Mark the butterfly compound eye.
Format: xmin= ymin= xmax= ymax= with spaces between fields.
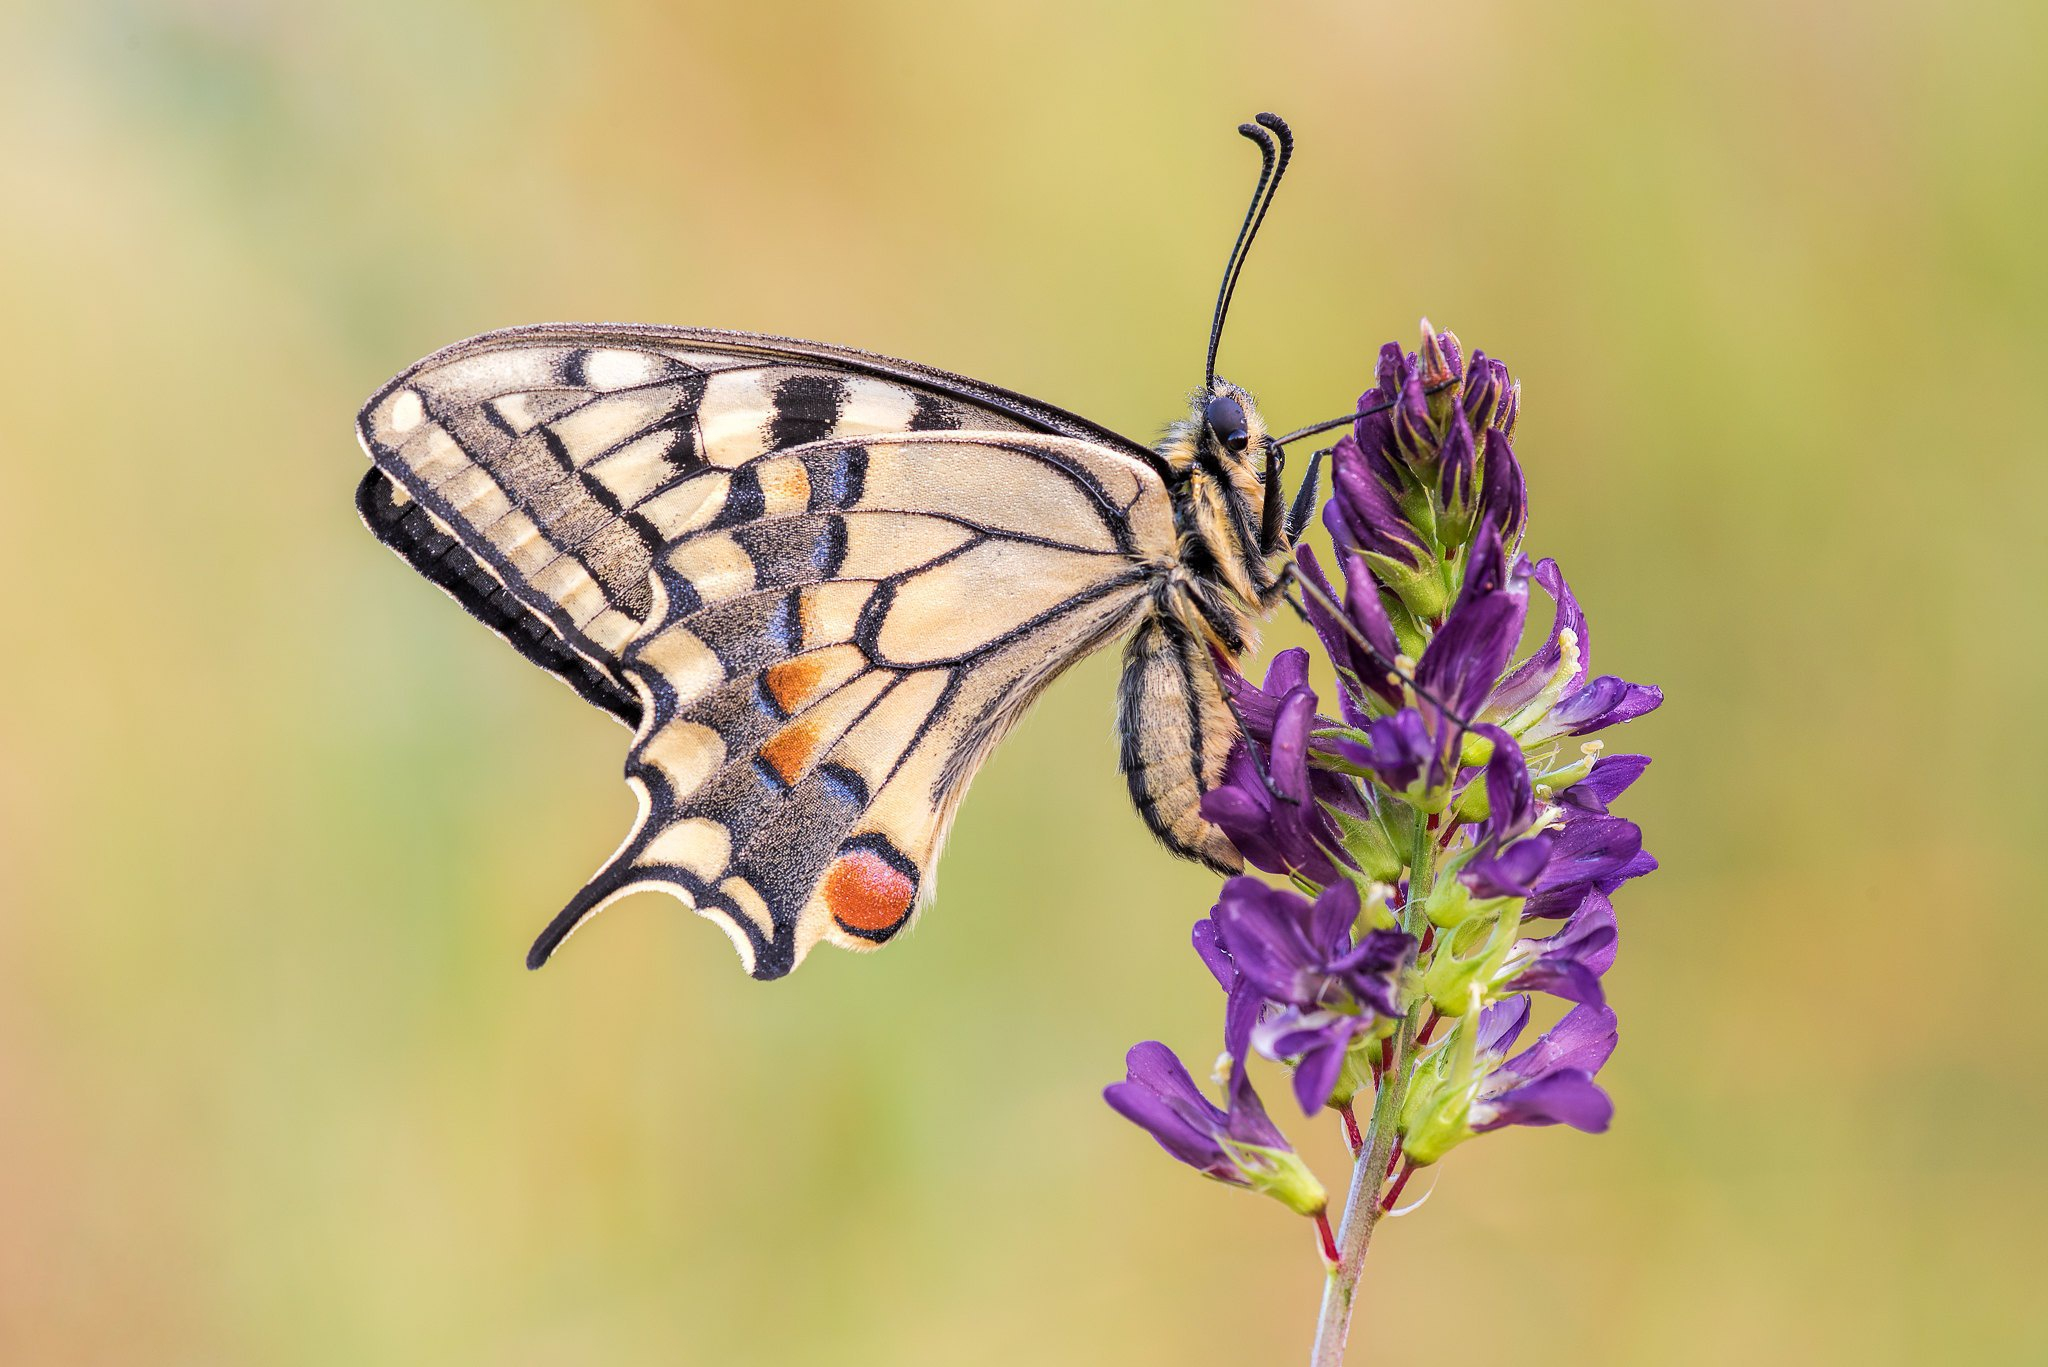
xmin=1204 ymin=394 xmax=1250 ymax=455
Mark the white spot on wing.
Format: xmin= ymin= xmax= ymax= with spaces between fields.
xmin=387 ymin=389 xmax=425 ymax=435
xmin=585 ymin=348 xmax=663 ymax=390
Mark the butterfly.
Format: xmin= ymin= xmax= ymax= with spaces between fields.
xmin=356 ymin=112 xmax=1368 ymax=980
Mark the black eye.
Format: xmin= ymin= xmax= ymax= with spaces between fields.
xmin=1204 ymin=394 xmax=1249 ymax=455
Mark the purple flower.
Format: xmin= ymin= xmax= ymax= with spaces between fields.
xmin=1325 ymin=432 xmax=1428 ymax=571
xmin=1213 ymin=878 xmax=1409 ymax=1020
xmin=1416 ymin=520 xmax=1528 ymax=722
xmin=1402 ymin=997 xmax=1618 ymax=1163
xmin=1253 ymin=1007 xmax=1381 ymax=1116
xmin=1520 ymin=815 xmax=1650 ymax=919
xmin=1203 ymin=652 xmax=1377 ymax=885
xmin=1472 ymin=1002 xmax=1618 ymax=1135
xmin=1335 ymin=706 xmax=1439 ymax=794
xmin=1208 ymin=877 xmax=1415 ymax=1112
xmin=1104 ymin=1041 xmax=1327 ymax=1214
xmin=1503 ymin=891 xmax=1619 ymax=1007
xmin=1297 ymin=544 xmax=1402 ymax=713
xmin=1487 ymin=558 xmax=1663 ymax=743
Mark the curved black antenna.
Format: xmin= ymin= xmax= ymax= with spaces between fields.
xmin=1204 ymin=112 xmax=1294 ymax=390
xmin=1273 ymin=411 xmax=1359 ymax=447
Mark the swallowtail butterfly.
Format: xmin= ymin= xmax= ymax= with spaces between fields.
xmin=357 ymin=113 xmax=1364 ymax=979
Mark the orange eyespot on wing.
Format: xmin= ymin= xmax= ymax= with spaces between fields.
xmin=822 ymin=839 xmax=920 ymax=941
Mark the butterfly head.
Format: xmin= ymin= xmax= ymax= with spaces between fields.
xmin=1156 ymin=378 xmax=1293 ymax=615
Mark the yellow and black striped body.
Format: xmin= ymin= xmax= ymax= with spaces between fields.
xmin=357 ymin=326 xmax=1289 ymax=978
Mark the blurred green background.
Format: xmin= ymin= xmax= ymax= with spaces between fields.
xmin=3 ymin=1 xmax=2043 ymax=1362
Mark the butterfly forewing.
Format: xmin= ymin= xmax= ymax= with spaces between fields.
xmin=354 ymin=325 xmax=1123 ymax=717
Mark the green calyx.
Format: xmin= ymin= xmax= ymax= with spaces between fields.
xmin=1224 ymin=1140 xmax=1329 ymax=1217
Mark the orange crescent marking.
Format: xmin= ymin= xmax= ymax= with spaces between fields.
xmin=764 ymin=656 xmax=827 ymax=715
xmin=758 ymin=717 xmax=820 ymax=785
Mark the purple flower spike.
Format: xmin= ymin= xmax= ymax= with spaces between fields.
xmin=1111 ymin=325 xmax=1656 ymax=1227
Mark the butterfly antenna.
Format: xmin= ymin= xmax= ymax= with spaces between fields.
xmin=1205 ymin=112 xmax=1293 ymax=391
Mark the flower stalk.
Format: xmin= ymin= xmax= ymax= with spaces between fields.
xmin=1311 ymin=812 xmax=1436 ymax=1365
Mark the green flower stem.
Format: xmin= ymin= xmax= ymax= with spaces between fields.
xmin=1309 ymin=817 xmax=1437 ymax=1366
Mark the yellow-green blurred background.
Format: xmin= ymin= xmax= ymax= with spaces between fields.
xmin=4 ymin=1 xmax=2043 ymax=1363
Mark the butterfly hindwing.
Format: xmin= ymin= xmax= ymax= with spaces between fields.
xmin=523 ymin=432 xmax=1180 ymax=978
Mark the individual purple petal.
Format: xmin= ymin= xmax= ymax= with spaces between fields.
xmin=1221 ymin=648 xmax=1312 ymax=742
xmin=1553 ymin=678 xmax=1665 ymax=736
xmin=1537 ymin=891 xmax=1620 ymax=977
xmin=1510 ymin=958 xmax=1607 ymax=1008
xmin=1200 ymin=744 xmax=1343 ymax=885
xmin=1438 ymin=408 xmax=1477 ymax=512
xmin=1392 ymin=362 xmax=1433 ymax=466
xmin=1504 ymin=1002 xmax=1620 ymax=1080
xmin=1306 ymin=879 xmax=1362 ymax=958
xmin=1326 ymin=435 xmax=1426 ymax=568
xmin=1329 ymin=928 xmax=1414 ymax=1018
xmin=1519 ymin=816 xmax=1642 ymax=918
xmin=1557 ymin=754 xmax=1651 ymax=815
xmin=1474 ymin=994 xmax=1533 ymax=1057
xmin=1492 ymin=559 xmax=1586 ymax=715
xmin=1461 ymin=352 xmax=1511 ymax=432
xmin=1462 ymin=831 xmax=1555 ymax=899
xmin=1297 ymin=544 xmax=1401 ymax=709
xmin=1598 ymin=848 xmax=1658 ymax=894
xmin=1269 ymin=689 xmax=1318 ymax=805
xmin=1252 ymin=1007 xmax=1367 ymax=1114
xmin=1192 ymin=917 xmax=1235 ymax=993
xmin=1105 ymin=1042 xmax=1235 ymax=1178
xmin=1347 ymin=708 xmax=1437 ymax=792
xmin=1473 ymin=722 xmax=1535 ymax=845
xmin=1476 ymin=424 xmax=1528 ymax=549
xmin=1417 ymin=548 xmax=1529 ymax=721
xmin=1221 ymin=1056 xmax=1290 ymax=1150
